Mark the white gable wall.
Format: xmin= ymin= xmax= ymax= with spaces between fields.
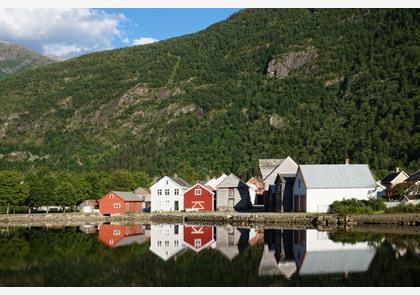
xmin=293 ymin=169 xmax=375 ymax=213
xmin=151 ymin=176 xmax=188 ymax=212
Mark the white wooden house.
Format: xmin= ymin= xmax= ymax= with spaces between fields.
xmin=292 ymin=164 xmax=376 ymax=213
xmin=150 ymin=176 xmax=190 ymax=212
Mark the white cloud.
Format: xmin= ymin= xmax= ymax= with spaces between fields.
xmin=132 ymin=37 xmax=158 ymax=46
xmin=0 ymin=9 xmax=126 ymax=59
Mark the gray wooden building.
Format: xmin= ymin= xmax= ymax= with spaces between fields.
xmin=216 ymin=173 xmax=251 ymax=211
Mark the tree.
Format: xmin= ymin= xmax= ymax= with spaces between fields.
xmin=0 ymin=171 xmax=29 ymax=214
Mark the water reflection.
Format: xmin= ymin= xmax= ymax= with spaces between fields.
xmin=89 ymin=223 xmax=380 ymax=278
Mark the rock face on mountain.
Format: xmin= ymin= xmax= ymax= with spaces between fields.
xmin=0 ymin=9 xmax=418 ymax=176
xmin=266 ymin=46 xmax=318 ymax=79
xmin=0 ymin=42 xmax=54 ymax=78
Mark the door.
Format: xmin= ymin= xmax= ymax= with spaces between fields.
xmin=174 ymin=201 xmax=179 ymax=211
xmin=228 ymin=198 xmax=234 ymax=209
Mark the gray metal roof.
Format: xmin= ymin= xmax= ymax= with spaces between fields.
xmin=259 ymin=159 xmax=284 ymax=179
xmin=112 ymin=191 xmax=143 ymax=202
xmin=169 ymin=176 xmax=190 ymax=187
xmin=217 ymin=173 xmax=248 ymax=188
xmin=298 ymin=248 xmax=376 ymax=275
xmin=299 ymin=164 xmax=376 ymax=189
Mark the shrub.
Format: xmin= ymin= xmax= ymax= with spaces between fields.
xmin=384 ymin=203 xmax=420 ymax=214
xmin=330 ymin=198 xmax=385 ymax=214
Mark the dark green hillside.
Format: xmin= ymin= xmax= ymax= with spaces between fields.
xmin=0 ymin=9 xmax=418 ymax=179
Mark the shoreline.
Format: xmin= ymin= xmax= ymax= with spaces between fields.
xmin=0 ymin=212 xmax=419 ymax=228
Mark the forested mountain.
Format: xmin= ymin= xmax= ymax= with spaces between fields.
xmin=0 ymin=42 xmax=55 ymax=79
xmin=0 ymin=9 xmax=418 ymax=180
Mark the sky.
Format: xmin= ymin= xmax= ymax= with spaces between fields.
xmin=0 ymin=8 xmax=239 ymax=59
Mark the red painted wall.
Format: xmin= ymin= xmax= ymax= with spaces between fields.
xmin=98 ymin=223 xmax=143 ymax=248
xmin=99 ymin=192 xmax=143 ymax=215
xmin=183 ymin=225 xmax=214 ymax=251
xmin=184 ymin=184 xmax=214 ymax=211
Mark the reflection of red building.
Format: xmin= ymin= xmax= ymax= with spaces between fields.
xmin=98 ymin=223 xmax=146 ymax=248
xmin=183 ymin=225 xmax=215 ymax=252
xmin=184 ymin=184 xmax=215 ymax=212
xmin=99 ymin=191 xmax=143 ymax=216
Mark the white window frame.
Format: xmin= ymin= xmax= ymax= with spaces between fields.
xmin=194 ymin=239 xmax=202 ymax=247
xmin=109 ymin=194 xmax=114 ymax=199
xmin=109 ymin=239 xmax=114 ymax=245
xmin=113 ymin=203 xmax=121 ymax=209
xmin=113 ymin=229 xmax=121 ymax=235
xmin=174 ymin=188 xmax=179 ymax=195
xmin=157 ymin=189 xmax=162 ymax=196
xmin=165 ymin=189 xmax=170 ymax=195
xmin=195 ymin=188 xmax=202 ymax=195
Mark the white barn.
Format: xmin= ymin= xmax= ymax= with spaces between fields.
xmin=293 ymin=164 xmax=376 ymax=213
xmin=150 ymin=176 xmax=190 ymax=212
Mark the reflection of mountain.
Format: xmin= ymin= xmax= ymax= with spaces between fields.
xmin=149 ymin=224 xmax=186 ymax=261
xmin=293 ymin=229 xmax=376 ymax=276
xmin=98 ymin=223 xmax=149 ymax=248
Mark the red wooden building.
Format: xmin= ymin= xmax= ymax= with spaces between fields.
xmin=98 ymin=223 xmax=147 ymax=248
xmin=99 ymin=191 xmax=143 ymax=216
xmin=183 ymin=225 xmax=215 ymax=252
xmin=183 ymin=183 xmax=215 ymax=212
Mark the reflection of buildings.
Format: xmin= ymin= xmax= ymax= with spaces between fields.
xmin=98 ymin=223 xmax=150 ymax=248
xmin=79 ymin=224 xmax=98 ymax=235
xmin=215 ymin=225 xmax=249 ymax=260
xmin=293 ymin=229 xmax=376 ymax=276
xmin=149 ymin=224 xmax=186 ymax=261
xmin=258 ymin=229 xmax=296 ymax=278
xmin=183 ymin=225 xmax=215 ymax=252
xmin=259 ymin=229 xmax=377 ymax=278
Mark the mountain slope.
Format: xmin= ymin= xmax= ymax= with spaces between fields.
xmin=0 ymin=9 xmax=418 ymax=179
xmin=0 ymin=42 xmax=55 ymax=79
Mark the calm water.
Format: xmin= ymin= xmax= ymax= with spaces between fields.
xmin=0 ymin=223 xmax=419 ymax=286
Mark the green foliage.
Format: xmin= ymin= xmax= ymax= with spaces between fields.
xmin=384 ymin=203 xmax=420 ymax=213
xmin=0 ymin=169 xmax=151 ymax=209
xmin=0 ymin=171 xmax=29 ymax=207
xmin=0 ymin=9 xmax=419 ymax=180
xmin=330 ymin=198 xmax=386 ymax=214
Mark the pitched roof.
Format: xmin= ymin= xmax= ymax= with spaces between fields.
xmin=205 ymin=174 xmax=228 ymax=190
xmin=185 ymin=183 xmax=215 ymax=195
xmin=261 ymin=157 xmax=298 ymax=189
xmin=217 ymin=173 xmax=248 ymax=188
xmin=298 ymin=248 xmax=376 ymax=275
xmin=381 ymin=171 xmax=408 ymax=185
xmin=405 ymin=170 xmax=420 ymax=183
xmin=259 ymin=159 xmax=284 ymax=179
xmin=299 ymin=164 xmax=376 ymax=189
xmin=134 ymin=187 xmax=150 ymax=195
xmin=112 ymin=191 xmax=143 ymax=202
xmin=169 ymin=176 xmax=190 ymax=187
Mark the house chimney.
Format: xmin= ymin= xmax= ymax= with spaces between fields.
xmin=396 ymin=167 xmax=400 ymax=172
xmin=345 ymin=158 xmax=350 ymax=165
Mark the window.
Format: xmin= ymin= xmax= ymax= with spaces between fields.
xmin=165 ymin=241 xmax=169 ymax=247
xmin=228 ymin=236 xmax=234 ymax=246
xmin=298 ymin=179 xmax=301 ymax=188
xmin=165 ymin=189 xmax=170 ymax=195
xmin=113 ymin=229 xmax=121 ymax=235
xmin=109 ymin=194 xmax=114 ymax=199
xmin=113 ymin=203 xmax=121 ymax=209
xmin=157 ymin=189 xmax=162 ymax=196
xmin=166 ymin=180 xmax=169 ymax=185
xmin=165 ymin=200 xmax=170 ymax=208
xmin=174 ymin=189 xmax=179 ymax=195
xmin=157 ymin=241 xmax=162 ymax=247
xmin=194 ymin=239 xmax=202 ymax=247
xmin=174 ymin=240 xmax=179 ymax=247
xmin=165 ymin=228 xmax=170 ymax=235
xmin=195 ymin=188 xmax=202 ymax=195
xmin=109 ymin=239 xmax=114 ymax=245
xmin=174 ymin=225 xmax=179 ymax=235
xmin=228 ymin=188 xmax=234 ymax=197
